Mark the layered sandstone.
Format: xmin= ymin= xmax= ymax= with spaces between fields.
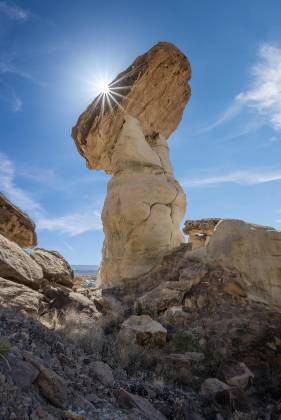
xmin=0 ymin=193 xmax=37 ymax=248
xmin=183 ymin=218 xmax=221 ymax=250
xmin=72 ymin=42 xmax=191 ymax=287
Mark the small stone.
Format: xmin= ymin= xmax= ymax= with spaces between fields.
xmin=63 ymin=410 xmax=85 ymax=420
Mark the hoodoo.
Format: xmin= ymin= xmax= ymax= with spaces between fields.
xmin=72 ymin=42 xmax=191 ymax=287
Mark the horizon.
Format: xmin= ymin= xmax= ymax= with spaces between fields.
xmin=1 ymin=0 xmax=281 ymax=264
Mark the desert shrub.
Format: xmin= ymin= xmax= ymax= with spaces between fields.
xmin=165 ymin=329 xmax=204 ymax=353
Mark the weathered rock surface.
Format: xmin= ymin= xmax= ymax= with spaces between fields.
xmin=0 ymin=234 xmax=43 ymax=289
xmin=72 ymin=42 xmax=191 ymax=287
xmin=0 ymin=277 xmax=45 ymax=314
xmin=31 ymin=248 xmax=74 ymax=287
xmin=0 ymin=193 xmax=37 ymax=248
xmin=24 ymin=352 xmax=68 ymax=408
xmin=90 ymin=361 xmax=114 ymax=387
xmin=183 ymin=218 xmax=221 ymax=250
xmin=119 ymin=315 xmax=167 ymax=347
xmin=116 ymin=388 xmax=167 ymax=420
xmin=195 ymin=219 xmax=281 ymax=307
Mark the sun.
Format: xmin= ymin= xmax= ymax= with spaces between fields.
xmin=98 ymin=79 xmax=110 ymax=95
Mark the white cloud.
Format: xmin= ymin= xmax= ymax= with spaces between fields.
xmin=0 ymin=152 xmax=42 ymax=211
xmin=37 ymin=209 xmax=102 ymax=237
xmin=0 ymin=151 xmax=102 ymax=236
xmin=237 ymin=44 xmax=281 ymax=131
xmin=183 ymin=168 xmax=281 ymax=188
xmin=0 ymin=1 xmax=29 ymax=21
xmin=198 ymin=43 xmax=281 ymax=135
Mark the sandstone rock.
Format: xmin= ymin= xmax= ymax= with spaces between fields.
xmin=72 ymin=42 xmax=191 ymax=287
xmin=223 ymin=362 xmax=254 ymax=390
xmin=4 ymin=355 xmax=39 ymax=391
xmin=90 ymin=361 xmax=114 ymax=387
xmin=0 ymin=193 xmax=37 ymax=248
xmin=183 ymin=218 xmax=221 ymax=250
xmin=31 ymin=248 xmax=74 ymax=287
xmin=196 ymin=219 xmax=281 ymax=307
xmin=119 ymin=315 xmax=167 ymax=347
xmin=135 ymin=260 xmax=208 ymax=315
xmin=200 ymin=378 xmax=231 ymax=399
xmin=116 ymin=388 xmax=167 ymax=420
xmin=0 ymin=277 xmax=45 ymax=314
xmin=0 ymin=234 xmax=43 ymax=289
xmin=42 ymin=282 xmax=100 ymax=318
xmin=23 ymin=352 xmax=68 ymax=408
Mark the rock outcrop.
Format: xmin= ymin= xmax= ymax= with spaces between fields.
xmin=194 ymin=219 xmax=281 ymax=308
xmin=119 ymin=314 xmax=167 ymax=347
xmin=0 ymin=277 xmax=45 ymax=314
xmin=0 ymin=234 xmax=43 ymax=290
xmin=72 ymin=42 xmax=191 ymax=287
xmin=183 ymin=218 xmax=221 ymax=249
xmin=0 ymin=193 xmax=37 ymax=248
xmin=31 ymin=248 xmax=74 ymax=287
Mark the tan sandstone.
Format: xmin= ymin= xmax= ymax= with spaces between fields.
xmin=72 ymin=42 xmax=191 ymax=287
xmin=119 ymin=314 xmax=167 ymax=347
xmin=0 ymin=193 xmax=37 ymax=248
xmin=0 ymin=233 xmax=43 ymax=289
xmin=193 ymin=219 xmax=281 ymax=308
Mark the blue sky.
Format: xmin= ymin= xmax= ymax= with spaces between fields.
xmin=0 ymin=0 xmax=281 ymax=264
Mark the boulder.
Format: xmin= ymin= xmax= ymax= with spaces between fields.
xmin=89 ymin=361 xmax=114 ymax=387
xmin=200 ymin=378 xmax=232 ymax=399
xmin=0 ymin=234 xmax=43 ymax=289
xmin=116 ymin=388 xmax=167 ymax=420
xmin=223 ymin=362 xmax=254 ymax=390
xmin=165 ymin=352 xmax=205 ymax=369
xmin=119 ymin=315 xmax=167 ymax=347
xmin=196 ymin=219 xmax=281 ymax=307
xmin=183 ymin=219 xmax=221 ymax=250
xmin=72 ymin=42 xmax=191 ymax=287
xmin=3 ymin=355 xmax=39 ymax=391
xmin=0 ymin=277 xmax=45 ymax=314
xmin=31 ymin=248 xmax=74 ymax=287
xmin=23 ymin=352 xmax=68 ymax=408
xmin=0 ymin=193 xmax=37 ymax=248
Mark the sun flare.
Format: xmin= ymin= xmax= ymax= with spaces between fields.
xmin=98 ymin=79 xmax=110 ymax=95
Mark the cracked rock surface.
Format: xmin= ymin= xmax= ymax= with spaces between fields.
xmin=72 ymin=42 xmax=191 ymax=287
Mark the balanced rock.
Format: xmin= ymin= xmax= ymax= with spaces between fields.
xmin=119 ymin=314 xmax=167 ymax=347
xmin=0 ymin=277 xmax=45 ymax=314
xmin=196 ymin=219 xmax=281 ymax=307
xmin=0 ymin=234 xmax=43 ymax=289
xmin=31 ymin=248 xmax=74 ymax=287
xmin=72 ymin=42 xmax=191 ymax=287
xmin=0 ymin=193 xmax=37 ymax=248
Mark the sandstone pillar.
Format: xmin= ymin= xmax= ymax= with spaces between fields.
xmin=72 ymin=42 xmax=191 ymax=287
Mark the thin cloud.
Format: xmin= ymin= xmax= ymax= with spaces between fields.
xmin=0 ymin=1 xmax=29 ymax=21
xmin=0 ymin=152 xmax=41 ymax=211
xmin=237 ymin=44 xmax=281 ymax=131
xmin=37 ymin=209 xmax=102 ymax=237
xmin=0 ymin=152 xmax=102 ymax=236
xmin=198 ymin=43 xmax=281 ymax=135
xmin=182 ymin=169 xmax=281 ymax=188
xmin=0 ymin=80 xmax=22 ymax=111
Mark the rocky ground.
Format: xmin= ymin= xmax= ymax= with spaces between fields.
xmin=1 ymin=191 xmax=281 ymax=419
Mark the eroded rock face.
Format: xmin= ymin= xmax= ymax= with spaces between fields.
xmin=72 ymin=42 xmax=191 ymax=287
xmin=195 ymin=219 xmax=281 ymax=308
xmin=0 ymin=193 xmax=37 ymax=248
